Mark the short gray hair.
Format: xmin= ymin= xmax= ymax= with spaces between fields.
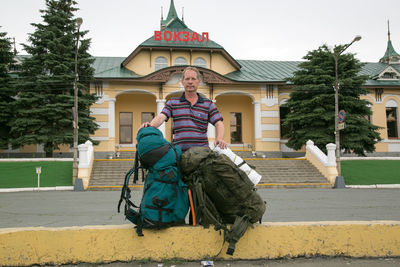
xmin=183 ymin=66 xmax=202 ymax=81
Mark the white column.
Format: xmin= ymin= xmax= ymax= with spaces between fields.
xmin=253 ymin=101 xmax=262 ymax=139
xmin=326 ymin=143 xmax=337 ymax=166
xmin=156 ymin=99 xmax=166 ymax=136
xmin=108 ymin=98 xmax=116 ymax=138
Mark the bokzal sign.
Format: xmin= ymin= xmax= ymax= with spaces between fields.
xmin=154 ymin=31 xmax=209 ymax=42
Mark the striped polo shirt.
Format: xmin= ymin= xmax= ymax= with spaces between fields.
xmin=161 ymin=93 xmax=223 ymax=151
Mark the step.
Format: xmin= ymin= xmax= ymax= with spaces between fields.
xmin=88 ymin=158 xmax=330 ymax=190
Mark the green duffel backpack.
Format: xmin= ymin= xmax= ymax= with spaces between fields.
xmin=118 ymin=127 xmax=189 ymax=236
xmin=180 ymin=146 xmax=266 ymax=255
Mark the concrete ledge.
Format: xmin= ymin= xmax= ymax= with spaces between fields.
xmin=347 ymin=184 xmax=400 ymax=189
xmin=0 ymin=158 xmax=73 ymax=162
xmin=0 ymin=186 xmax=74 ymax=193
xmin=1 ymin=221 xmax=400 ymax=266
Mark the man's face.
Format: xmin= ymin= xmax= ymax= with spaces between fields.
xmin=182 ymin=70 xmax=200 ymax=93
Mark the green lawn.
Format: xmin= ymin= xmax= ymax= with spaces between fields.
xmin=0 ymin=161 xmax=73 ymax=188
xmin=341 ymin=160 xmax=400 ymax=185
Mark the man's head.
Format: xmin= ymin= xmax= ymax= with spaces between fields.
xmin=182 ymin=66 xmax=201 ymax=93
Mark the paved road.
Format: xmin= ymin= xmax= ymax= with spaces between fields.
xmin=0 ymin=188 xmax=399 ymax=228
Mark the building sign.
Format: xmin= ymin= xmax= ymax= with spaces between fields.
xmin=154 ymin=31 xmax=209 ymax=42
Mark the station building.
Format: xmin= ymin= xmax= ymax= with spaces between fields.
xmin=4 ymin=0 xmax=400 ymax=157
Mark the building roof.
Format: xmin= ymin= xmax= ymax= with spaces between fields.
xmin=227 ymin=60 xmax=302 ymax=82
xmin=379 ymin=21 xmax=400 ymax=64
xmin=139 ymin=28 xmax=224 ymax=50
xmin=121 ymin=0 xmax=240 ymax=69
xmin=92 ymin=56 xmax=400 ymax=86
xmin=93 ymin=57 xmax=140 ymax=78
xmin=379 ymin=40 xmax=400 ymax=63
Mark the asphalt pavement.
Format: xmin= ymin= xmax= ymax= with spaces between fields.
xmin=1 ymin=188 xmax=400 ymax=228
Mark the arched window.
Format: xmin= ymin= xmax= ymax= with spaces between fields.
xmin=174 ymin=57 xmax=187 ymax=66
xmin=386 ymin=99 xmax=399 ymax=138
xmin=194 ymin=57 xmax=207 ymax=68
xmin=155 ymin=56 xmax=168 ymax=71
xmin=279 ymin=99 xmax=290 ymax=139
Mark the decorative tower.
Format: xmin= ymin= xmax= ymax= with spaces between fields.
xmin=379 ymin=20 xmax=400 ymax=64
xmin=160 ymin=0 xmax=187 ymax=30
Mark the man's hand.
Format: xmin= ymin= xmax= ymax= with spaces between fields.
xmin=140 ymin=122 xmax=152 ymax=128
xmin=214 ymin=138 xmax=227 ymax=149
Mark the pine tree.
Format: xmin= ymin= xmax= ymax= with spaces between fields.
xmin=282 ymin=44 xmax=381 ymax=156
xmin=10 ymin=0 xmax=98 ymax=157
xmin=0 ymin=29 xmax=15 ymax=149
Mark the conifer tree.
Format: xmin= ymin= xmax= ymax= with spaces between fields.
xmin=10 ymin=0 xmax=98 ymax=156
xmin=0 ymin=29 xmax=15 ymax=149
xmin=282 ymin=44 xmax=381 ymax=156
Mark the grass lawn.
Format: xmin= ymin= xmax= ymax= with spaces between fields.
xmin=341 ymin=160 xmax=400 ymax=185
xmin=0 ymin=161 xmax=73 ymax=188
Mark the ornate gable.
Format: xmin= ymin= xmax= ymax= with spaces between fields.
xmin=138 ymin=66 xmax=234 ymax=84
xmin=377 ymin=65 xmax=400 ymax=80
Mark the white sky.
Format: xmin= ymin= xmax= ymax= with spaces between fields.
xmin=1 ymin=0 xmax=400 ymax=63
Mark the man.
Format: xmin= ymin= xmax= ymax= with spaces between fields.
xmin=141 ymin=66 xmax=227 ymax=151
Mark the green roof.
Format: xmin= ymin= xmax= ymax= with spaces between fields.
xmin=380 ymin=40 xmax=400 ymax=63
xmin=92 ymin=56 xmax=400 ymax=86
xmin=161 ymin=0 xmax=186 ymax=29
xmin=140 ymin=0 xmax=223 ymax=50
xmin=93 ymin=57 xmax=140 ymax=78
xmin=139 ymin=28 xmax=223 ymax=50
xmin=227 ymin=60 xmax=302 ymax=82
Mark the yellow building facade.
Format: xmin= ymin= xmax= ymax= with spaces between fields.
xmin=86 ymin=1 xmax=400 ymax=157
xmin=3 ymin=0 xmax=399 ymax=157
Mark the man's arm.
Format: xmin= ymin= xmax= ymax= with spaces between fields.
xmin=214 ymin=120 xmax=227 ymax=149
xmin=141 ymin=113 xmax=167 ymax=128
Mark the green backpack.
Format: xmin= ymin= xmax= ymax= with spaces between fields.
xmin=118 ymin=127 xmax=189 ymax=236
xmin=180 ymin=146 xmax=266 ymax=255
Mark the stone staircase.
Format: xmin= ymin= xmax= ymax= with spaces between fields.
xmin=246 ymin=159 xmax=331 ymax=187
xmin=88 ymin=153 xmax=331 ymax=190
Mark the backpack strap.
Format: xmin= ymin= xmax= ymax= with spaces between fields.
xmin=118 ymin=164 xmax=143 ymax=237
xmin=225 ymin=216 xmax=252 ymax=255
xmin=189 ymin=173 xmax=226 ymax=231
xmin=117 ymin=167 xmax=136 ymax=213
xmin=139 ymin=143 xmax=171 ymax=169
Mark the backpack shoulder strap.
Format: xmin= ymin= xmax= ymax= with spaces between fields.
xmin=139 ymin=143 xmax=170 ymax=169
xmin=117 ymin=167 xmax=137 ymax=213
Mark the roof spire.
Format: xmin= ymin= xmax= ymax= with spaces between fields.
xmin=182 ymin=7 xmax=184 ymax=22
xmin=160 ymin=0 xmax=187 ymax=30
xmin=379 ymin=20 xmax=400 ymax=64
xmin=13 ymin=37 xmax=17 ymax=55
xmin=161 ymin=6 xmax=163 ymax=20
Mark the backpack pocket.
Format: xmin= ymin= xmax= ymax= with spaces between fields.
xmin=140 ymin=167 xmax=189 ymax=227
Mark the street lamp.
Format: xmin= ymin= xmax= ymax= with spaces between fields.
xmin=73 ymin=17 xmax=83 ymax=188
xmin=332 ymin=35 xmax=361 ymax=179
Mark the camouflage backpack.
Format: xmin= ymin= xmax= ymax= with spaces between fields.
xmin=180 ymin=146 xmax=266 ymax=255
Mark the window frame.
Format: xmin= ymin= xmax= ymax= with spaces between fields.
xmin=119 ymin=112 xmax=133 ymax=144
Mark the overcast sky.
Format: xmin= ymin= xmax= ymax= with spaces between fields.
xmin=1 ymin=0 xmax=400 ymax=63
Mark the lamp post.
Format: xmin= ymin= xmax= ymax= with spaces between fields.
xmin=332 ymin=35 xmax=361 ymax=178
xmin=73 ymin=17 xmax=83 ymax=187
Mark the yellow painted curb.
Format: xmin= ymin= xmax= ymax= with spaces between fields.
xmin=1 ymin=221 xmax=400 ymax=266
